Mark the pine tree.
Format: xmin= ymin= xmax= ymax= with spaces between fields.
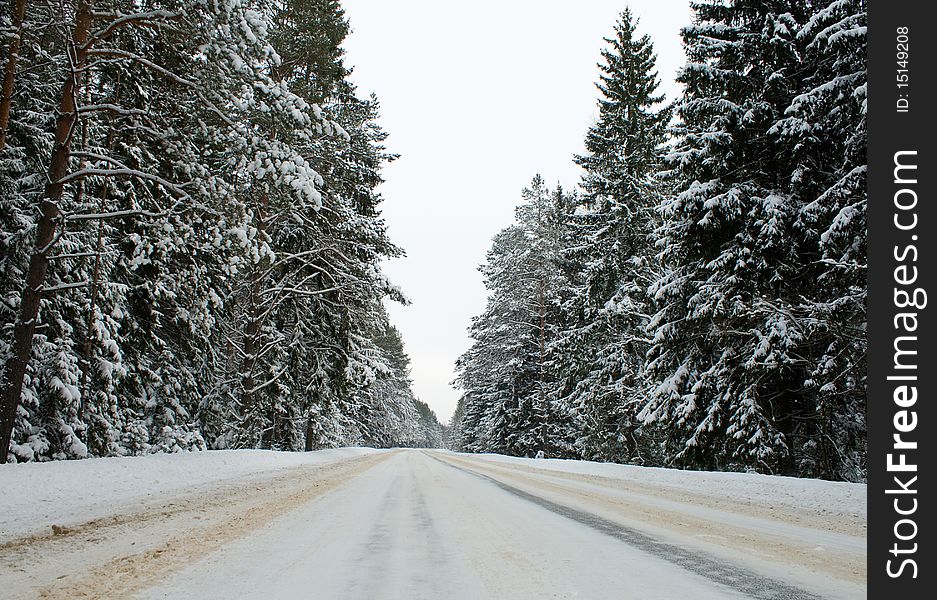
xmin=455 ymin=177 xmax=572 ymax=457
xmin=0 ymin=0 xmax=420 ymax=461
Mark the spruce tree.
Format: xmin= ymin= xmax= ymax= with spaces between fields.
xmin=553 ymin=9 xmax=670 ymax=463
xmin=770 ymin=0 xmax=867 ymax=480
xmin=641 ymin=0 xmax=815 ymax=474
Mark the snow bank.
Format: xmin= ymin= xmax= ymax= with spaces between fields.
xmin=0 ymin=447 xmax=382 ymax=539
xmin=465 ymin=452 xmax=866 ymax=519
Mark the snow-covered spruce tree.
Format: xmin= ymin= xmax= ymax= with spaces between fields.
xmin=768 ymin=0 xmax=867 ymax=480
xmin=455 ymin=177 xmax=573 ymax=458
xmin=454 ymin=228 xmax=530 ymax=455
xmin=0 ymin=0 xmax=330 ymax=461
xmin=452 ymin=391 xmax=490 ymax=453
xmin=340 ymin=311 xmax=409 ymax=448
xmin=640 ymin=0 xmax=822 ymax=474
xmin=552 ymin=9 xmax=670 ymax=464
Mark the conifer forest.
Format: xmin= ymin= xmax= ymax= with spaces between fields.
xmin=451 ymin=0 xmax=867 ymax=482
xmin=0 ymin=0 xmax=443 ymax=462
xmin=1 ymin=0 xmax=866 ymax=483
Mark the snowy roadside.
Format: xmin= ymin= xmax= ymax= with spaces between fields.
xmin=454 ymin=451 xmax=866 ymax=520
xmin=0 ymin=447 xmax=384 ymax=540
xmin=434 ymin=451 xmax=866 ymax=598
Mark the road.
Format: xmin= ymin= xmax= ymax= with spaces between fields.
xmin=1 ymin=449 xmax=865 ymax=599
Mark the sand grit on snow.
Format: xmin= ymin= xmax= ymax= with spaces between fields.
xmin=0 ymin=447 xmax=383 ymax=540
xmin=466 ymin=451 xmax=866 ymax=520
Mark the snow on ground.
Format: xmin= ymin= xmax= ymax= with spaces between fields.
xmin=0 ymin=447 xmax=382 ymax=539
xmin=437 ymin=451 xmax=865 ymax=599
xmin=464 ymin=451 xmax=866 ymax=519
xmin=138 ymin=451 xmax=758 ymax=600
xmin=1 ymin=448 xmax=866 ymax=599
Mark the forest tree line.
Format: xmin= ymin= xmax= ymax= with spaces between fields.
xmin=0 ymin=0 xmax=442 ymax=463
xmin=450 ymin=0 xmax=867 ymax=482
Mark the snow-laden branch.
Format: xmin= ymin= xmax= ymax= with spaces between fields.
xmin=85 ymin=11 xmax=183 ymax=49
xmin=260 ymin=284 xmax=344 ymax=298
xmin=48 ymin=250 xmax=117 ymax=260
xmin=85 ymin=48 xmax=238 ymax=129
xmin=42 ymin=280 xmax=90 ymax=293
xmin=65 ymin=207 xmax=167 ymax=221
xmin=57 ymin=167 xmax=187 ymax=198
xmin=244 ymin=365 xmax=290 ymax=395
xmin=77 ymin=103 xmax=148 ymax=117
xmin=86 ymin=48 xmax=196 ymax=88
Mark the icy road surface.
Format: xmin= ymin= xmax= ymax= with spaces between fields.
xmin=0 ymin=449 xmax=865 ymax=599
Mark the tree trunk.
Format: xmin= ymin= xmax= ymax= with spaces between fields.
xmin=239 ymin=193 xmax=269 ymax=442
xmin=79 ymin=199 xmax=107 ymax=415
xmin=538 ymin=276 xmax=546 ymax=452
xmin=0 ymin=0 xmax=28 ymax=150
xmin=0 ymin=0 xmax=97 ymax=462
xmin=304 ymin=416 xmax=316 ymax=451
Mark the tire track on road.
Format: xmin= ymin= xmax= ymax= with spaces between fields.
xmin=437 ymin=453 xmax=864 ymax=585
xmin=450 ymin=455 xmax=864 ymax=536
xmin=428 ymin=452 xmax=823 ymax=600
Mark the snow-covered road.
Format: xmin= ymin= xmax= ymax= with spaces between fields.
xmin=1 ymin=449 xmax=865 ymax=599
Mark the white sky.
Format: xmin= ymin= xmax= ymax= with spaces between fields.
xmin=341 ymin=1 xmax=693 ymax=423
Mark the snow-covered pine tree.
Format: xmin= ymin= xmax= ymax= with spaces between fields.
xmin=1 ymin=0 xmax=332 ymax=461
xmin=1 ymin=0 xmax=77 ymax=460
xmin=552 ymin=9 xmax=670 ymax=464
xmin=640 ymin=0 xmax=819 ymax=474
xmin=270 ymin=0 xmax=350 ymax=105
xmin=199 ymin=0 xmax=410 ymax=452
xmin=455 ymin=177 xmax=572 ymax=458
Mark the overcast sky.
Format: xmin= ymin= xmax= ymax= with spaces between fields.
xmin=340 ymin=1 xmax=693 ymax=423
